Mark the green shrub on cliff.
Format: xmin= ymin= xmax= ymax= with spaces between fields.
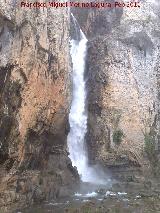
xmin=113 ymin=129 xmax=124 ymax=145
xmin=144 ymin=132 xmax=160 ymax=176
xmin=144 ymin=133 xmax=155 ymax=159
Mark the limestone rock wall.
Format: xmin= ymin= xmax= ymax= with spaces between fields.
xmin=0 ymin=1 xmax=78 ymax=212
xmin=73 ymin=0 xmax=160 ymax=169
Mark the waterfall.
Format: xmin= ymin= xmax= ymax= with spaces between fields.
xmin=67 ymin=14 xmax=109 ymax=185
xmin=67 ymin=26 xmax=88 ymax=180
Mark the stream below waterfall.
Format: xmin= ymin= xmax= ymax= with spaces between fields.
xmin=21 ymin=180 xmax=160 ymax=213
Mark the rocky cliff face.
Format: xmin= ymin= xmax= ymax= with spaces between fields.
xmin=1 ymin=0 xmax=160 ymax=211
xmin=0 ymin=1 xmax=78 ymax=212
xmin=73 ymin=0 xmax=160 ymax=177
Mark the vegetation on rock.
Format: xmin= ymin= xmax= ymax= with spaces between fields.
xmin=113 ymin=129 xmax=124 ymax=145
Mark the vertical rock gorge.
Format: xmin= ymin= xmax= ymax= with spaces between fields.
xmin=0 ymin=0 xmax=160 ymax=211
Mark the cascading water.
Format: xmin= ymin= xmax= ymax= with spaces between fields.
xmin=67 ymin=22 xmax=88 ymax=181
xmin=67 ymin=14 xmax=109 ymax=185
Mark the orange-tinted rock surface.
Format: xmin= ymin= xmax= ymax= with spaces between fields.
xmin=0 ymin=1 xmax=78 ymax=212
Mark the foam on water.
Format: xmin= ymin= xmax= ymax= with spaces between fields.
xmin=75 ymin=192 xmax=98 ymax=198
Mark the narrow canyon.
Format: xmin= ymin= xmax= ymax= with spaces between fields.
xmin=0 ymin=0 xmax=160 ymax=212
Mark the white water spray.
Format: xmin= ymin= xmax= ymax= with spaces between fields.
xmin=67 ymin=15 xmax=109 ymax=185
xmin=67 ymin=29 xmax=89 ymax=181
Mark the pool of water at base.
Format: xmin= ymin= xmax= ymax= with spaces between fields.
xmin=18 ymin=182 xmax=160 ymax=213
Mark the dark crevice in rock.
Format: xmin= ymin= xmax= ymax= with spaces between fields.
xmin=0 ymin=64 xmax=22 ymax=166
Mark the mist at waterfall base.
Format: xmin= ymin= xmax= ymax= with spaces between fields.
xmin=67 ymin=28 xmax=110 ymax=186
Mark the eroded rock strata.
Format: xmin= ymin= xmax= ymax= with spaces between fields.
xmin=73 ymin=0 xmax=160 ymax=178
xmin=1 ymin=0 xmax=160 ymax=212
xmin=0 ymin=1 xmax=78 ymax=212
